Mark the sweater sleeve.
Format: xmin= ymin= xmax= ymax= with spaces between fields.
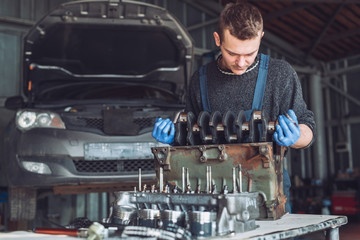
xmin=278 ymin=64 xmax=317 ymax=148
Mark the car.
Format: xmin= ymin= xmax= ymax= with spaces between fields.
xmin=1 ymin=0 xmax=193 ymax=220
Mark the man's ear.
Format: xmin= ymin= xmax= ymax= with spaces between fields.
xmin=213 ymin=32 xmax=221 ymax=47
xmin=261 ymin=31 xmax=265 ymax=38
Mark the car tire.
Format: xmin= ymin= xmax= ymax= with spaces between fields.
xmin=9 ymin=187 xmax=37 ymax=221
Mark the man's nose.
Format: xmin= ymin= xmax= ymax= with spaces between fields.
xmin=235 ymin=56 xmax=246 ymax=67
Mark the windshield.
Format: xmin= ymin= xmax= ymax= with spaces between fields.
xmin=34 ymin=81 xmax=179 ymax=103
xmin=30 ymin=24 xmax=182 ymax=75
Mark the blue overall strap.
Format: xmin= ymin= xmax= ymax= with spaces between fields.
xmin=199 ymin=64 xmax=211 ymax=112
xmin=251 ymin=53 xmax=270 ymax=110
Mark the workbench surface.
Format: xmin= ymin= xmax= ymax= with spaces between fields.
xmin=0 ymin=214 xmax=348 ymax=240
xmin=213 ymin=213 xmax=347 ymax=239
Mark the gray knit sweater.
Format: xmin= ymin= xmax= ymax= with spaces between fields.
xmin=185 ymin=55 xmax=316 ymax=146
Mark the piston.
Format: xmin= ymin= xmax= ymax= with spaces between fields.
xmin=112 ymin=205 xmax=137 ymax=225
xmin=159 ymin=209 xmax=186 ymax=229
xmin=189 ymin=211 xmax=217 ymax=238
xmin=138 ymin=209 xmax=160 ymax=228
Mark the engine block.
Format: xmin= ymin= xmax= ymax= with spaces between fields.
xmin=108 ymin=190 xmax=263 ymax=238
xmin=107 ymin=110 xmax=287 ymax=239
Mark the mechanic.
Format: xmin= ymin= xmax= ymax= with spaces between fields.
xmin=152 ymin=2 xmax=316 ymax=213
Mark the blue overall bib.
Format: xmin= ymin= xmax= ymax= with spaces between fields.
xmin=198 ymin=54 xmax=291 ymax=212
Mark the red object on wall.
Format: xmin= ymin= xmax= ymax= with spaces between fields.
xmin=331 ymin=191 xmax=360 ymax=215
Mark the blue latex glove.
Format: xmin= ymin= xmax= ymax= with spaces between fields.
xmin=273 ymin=109 xmax=301 ymax=147
xmin=152 ymin=118 xmax=175 ymax=144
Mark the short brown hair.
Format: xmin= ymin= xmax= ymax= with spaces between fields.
xmin=218 ymin=2 xmax=263 ymax=41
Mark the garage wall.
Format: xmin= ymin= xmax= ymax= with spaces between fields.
xmin=0 ymin=31 xmax=21 ymax=132
xmin=0 ymin=0 xmax=74 ymax=21
xmin=348 ymin=68 xmax=360 ymax=170
xmin=326 ymin=56 xmax=360 ymax=175
xmin=0 ymin=32 xmax=21 ymax=98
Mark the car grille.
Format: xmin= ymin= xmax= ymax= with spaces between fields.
xmin=64 ymin=117 xmax=155 ymax=134
xmin=73 ymin=159 xmax=154 ymax=173
xmin=85 ymin=118 xmax=104 ymax=131
xmin=134 ymin=118 xmax=154 ymax=129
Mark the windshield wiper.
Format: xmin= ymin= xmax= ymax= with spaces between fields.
xmin=30 ymin=63 xmax=180 ymax=79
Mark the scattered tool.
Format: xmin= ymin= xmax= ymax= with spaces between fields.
xmin=34 ymin=227 xmax=88 ymax=238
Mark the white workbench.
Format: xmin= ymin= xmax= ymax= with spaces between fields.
xmin=213 ymin=213 xmax=347 ymax=240
xmin=0 ymin=214 xmax=348 ymax=240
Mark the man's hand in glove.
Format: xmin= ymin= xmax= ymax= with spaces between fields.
xmin=152 ymin=118 xmax=175 ymax=144
xmin=273 ymin=109 xmax=301 ymax=147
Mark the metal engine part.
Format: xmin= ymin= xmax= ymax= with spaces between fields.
xmin=108 ymin=189 xmax=262 ymax=238
xmin=106 ymin=110 xmax=286 ymax=238
xmin=174 ymin=110 xmax=276 ymax=146
xmin=151 ymin=142 xmax=287 ymax=220
xmin=152 ymin=110 xmax=287 ymax=220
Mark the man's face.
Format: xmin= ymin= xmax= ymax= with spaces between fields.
xmin=214 ymin=29 xmax=263 ymax=75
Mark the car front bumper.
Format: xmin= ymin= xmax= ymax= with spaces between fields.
xmin=3 ymin=126 xmax=161 ymax=187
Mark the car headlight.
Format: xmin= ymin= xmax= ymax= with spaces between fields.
xmin=22 ymin=161 xmax=52 ymax=174
xmin=16 ymin=110 xmax=66 ymax=131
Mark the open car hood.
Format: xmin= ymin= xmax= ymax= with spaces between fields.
xmin=23 ymin=0 xmax=193 ymax=103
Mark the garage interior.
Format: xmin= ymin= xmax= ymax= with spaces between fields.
xmin=0 ymin=0 xmax=360 ymax=239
